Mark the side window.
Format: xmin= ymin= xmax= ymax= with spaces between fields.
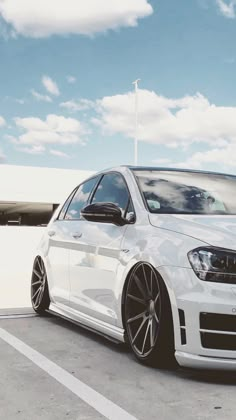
xmin=58 ymin=188 xmax=78 ymax=220
xmin=91 ymin=173 xmax=130 ymax=217
xmin=65 ymin=177 xmax=99 ymax=220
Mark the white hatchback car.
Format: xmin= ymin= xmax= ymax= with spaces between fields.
xmin=31 ymin=166 xmax=236 ymax=370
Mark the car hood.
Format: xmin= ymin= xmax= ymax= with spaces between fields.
xmin=149 ymin=214 xmax=236 ymax=249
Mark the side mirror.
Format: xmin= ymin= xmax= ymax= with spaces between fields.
xmin=81 ymin=202 xmax=127 ymax=226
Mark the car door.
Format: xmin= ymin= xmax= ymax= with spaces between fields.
xmin=48 ymin=175 xmax=99 ymax=303
xmin=69 ymin=172 xmax=135 ymax=326
xmin=46 ymin=187 xmax=77 ymax=306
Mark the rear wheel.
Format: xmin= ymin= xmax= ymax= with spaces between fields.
xmin=31 ymin=257 xmax=50 ymax=314
xmin=124 ymin=262 xmax=175 ymax=367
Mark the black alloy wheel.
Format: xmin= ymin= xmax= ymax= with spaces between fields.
xmin=31 ymin=256 xmax=50 ymax=314
xmin=124 ymin=262 xmax=175 ymax=367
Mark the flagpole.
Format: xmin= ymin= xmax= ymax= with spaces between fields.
xmin=132 ymin=79 xmax=141 ymax=165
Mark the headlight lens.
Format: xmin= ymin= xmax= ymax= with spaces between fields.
xmin=188 ymin=247 xmax=236 ymax=284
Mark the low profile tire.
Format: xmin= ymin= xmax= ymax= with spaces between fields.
xmin=124 ymin=262 xmax=176 ymax=368
xmin=31 ymin=256 xmax=50 ymax=314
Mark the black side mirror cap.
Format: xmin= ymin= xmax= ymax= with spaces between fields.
xmin=81 ymin=202 xmax=128 ymax=226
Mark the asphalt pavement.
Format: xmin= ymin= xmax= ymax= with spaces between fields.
xmin=1 ymin=311 xmax=236 ymax=420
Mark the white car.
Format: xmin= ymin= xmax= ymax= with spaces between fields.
xmin=31 ymin=166 xmax=236 ymax=370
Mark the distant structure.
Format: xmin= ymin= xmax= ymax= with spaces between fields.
xmin=0 ymin=165 xmax=93 ymax=226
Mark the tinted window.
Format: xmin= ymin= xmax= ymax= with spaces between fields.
xmin=65 ymin=177 xmax=99 ymax=220
xmin=58 ymin=188 xmax=77 ymax=220
xmin=134 ymin=170 xmax=236 ymax=215
xmin=92 ymin=173 xmax=130 ymax=216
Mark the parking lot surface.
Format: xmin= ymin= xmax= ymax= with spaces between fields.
xmin=0 ymin=311 xmax=236 ymax=420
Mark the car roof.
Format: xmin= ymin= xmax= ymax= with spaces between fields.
xmin=96 ymin=165 xmax=236 ymax=178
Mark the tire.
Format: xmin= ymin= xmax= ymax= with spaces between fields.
xmin=124 ymin=262 xmax=176 ymax=368
xmin=31 ymin=256 xmax=50 ymax=314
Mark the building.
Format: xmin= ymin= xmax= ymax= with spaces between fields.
xmin=0 ymin=165 xmax=93 ymax=226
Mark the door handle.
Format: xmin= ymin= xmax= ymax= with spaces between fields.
xmin=48 ymin=230 xmax=56 ymax=237
xmin=72 ymin=232 xmax=82 ymax=239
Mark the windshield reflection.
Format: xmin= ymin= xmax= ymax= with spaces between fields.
xmin=134 ymin=170 xmax=236 ymax=215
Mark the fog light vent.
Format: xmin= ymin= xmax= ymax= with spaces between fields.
xmin=178 ymin=309 xmax=187 ymax=345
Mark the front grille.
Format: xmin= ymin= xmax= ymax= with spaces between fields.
xmin=200 ymin=312 xmax=236 ymax=332
xmin=201 ymin=332 xmax=236 ymax=351
xmin=200 ymin=312 xmax=236 ymax=351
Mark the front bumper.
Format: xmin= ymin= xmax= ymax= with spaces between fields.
xmin=175 ymin=351 xmax=236 ymax=370
xmin=158 ymin=266 xmax=236 ymax=370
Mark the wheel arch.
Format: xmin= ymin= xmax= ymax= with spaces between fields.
xmin=121 ymin=261 xmax=175 ymax=335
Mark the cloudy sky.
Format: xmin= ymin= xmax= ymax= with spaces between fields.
xmin=1 ymin=0 xmax=236 ymax=172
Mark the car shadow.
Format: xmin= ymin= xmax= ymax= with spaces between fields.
xmin=46 ymin=310 xmax=130 ymax=354
xmin=45 ymin=311 xmax=236 ymax=385
xmin=178 ymin=367 xmax=236 ymax=385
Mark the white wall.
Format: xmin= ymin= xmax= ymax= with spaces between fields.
xmin=0 ymin=165 xmax=95 ymax=310
xmin=0 ymin=165 xmax=93 ymax=204
xmin=0 ymin=227 xmax=45 ymax=309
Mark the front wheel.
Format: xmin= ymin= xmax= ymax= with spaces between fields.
xmin=124 ymin=263 xmax=175 ymax=368
xmin=31 ymin=256 xmax=50 ymax=314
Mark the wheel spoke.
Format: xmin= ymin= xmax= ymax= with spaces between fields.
xmin=150 ymin=319 xmax=155 ymax=348
xmin=142 ymin=265 xmax=151 ymax=297
xmin=154 ymin=291 xmax=160 ymax=305
xmin=134 ymin=274 xmax=147 ymax=300
xmin=150 ymin=270 xmax=153 ymax=297
xmin=32 ymin=286 xmax=41 ymax=301
xmin=31 ymin=280 xmax=42 ymax=287
xmin=127 ymin=294 xmax=146 ymax=306
xmin=132 ymin=317 xmax=147 ymax=345
xmin=37 ymin=258 xmax=44 ymax=276
xmin=33 ymin=269 xmax=42 ymax=280
xmin=127 ymin=311 xmax=146 ymax=324
xmin=35 ymin=286 xmax=44 ymax=307
xmin=34 ymin=291 xmax=41 ymax=307
xmin=141 ymin=321 xmax=150 ymax=354
xmin=154 ymin=312 xmax=159 ymax=325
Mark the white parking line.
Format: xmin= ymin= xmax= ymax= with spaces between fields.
xmin=0 ymin=327 xmax=137 ymax=420
xmin=0 ymin=314 xmax=37 ymax=320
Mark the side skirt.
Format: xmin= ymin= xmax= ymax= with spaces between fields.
xmin=49 ymin=303 xmax=126 ymax=344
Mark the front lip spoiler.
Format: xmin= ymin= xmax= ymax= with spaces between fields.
xmin=175 ymin=351 xmax=236 ymax=371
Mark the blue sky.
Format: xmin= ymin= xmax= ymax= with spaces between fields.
xmin=1 ymin=0 xmax=236 ymax=172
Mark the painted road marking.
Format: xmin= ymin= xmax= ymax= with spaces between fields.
xmin=0 ymin=327 xmax=138 ymax=420
xmin=0 ymin=314 xmax=37 ymax=320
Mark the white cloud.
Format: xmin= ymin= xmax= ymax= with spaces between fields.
xmin=94 ymin=89 xmax=236 ymax=148
xmin=16 ymin=98 xmax=25 ymax=105
xmin=216 ymin=0 xmax=236 ymax=18
xmin=173 ymin=145 xmax=236 ymax=170
xmin=0 ymin=0 xmax=153 ymax=38
xmin=14 ymin=114 xmax=87 ymax=149
xmin=42 ymin=75 xmax=60 ymax=96
xmin=67 ymin=75 xmax=76 ymax=84
xmin=50 ymin=149 xmax=70 ymax=158
xmin=31 ymin=89 xmax=52 ymax=103
xmin=60 ymin=99 xmax=94 ymax=112
xmin=20 ymin=145 xmax=46 ymax=155
xmin=0 ymin=116 xmax=6 ymax=127
xmin=153 ymin=158 xmax=173 ymax=165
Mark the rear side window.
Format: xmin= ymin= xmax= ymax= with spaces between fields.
xmin=64 ymin=177 xmax=100 ymax=220
xmin=58 ymin=188 xmax=77 ymax=220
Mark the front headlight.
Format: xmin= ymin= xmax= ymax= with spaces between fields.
xmin=188 ymin=247 xmax=236 ymax=284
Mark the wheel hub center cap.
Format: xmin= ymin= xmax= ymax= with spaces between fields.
xmin=148 ymin=300 xmax=155 ymax=316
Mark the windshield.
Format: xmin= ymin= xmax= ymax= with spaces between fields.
xmin=133 ymin=170 xmax=236 ymax=215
